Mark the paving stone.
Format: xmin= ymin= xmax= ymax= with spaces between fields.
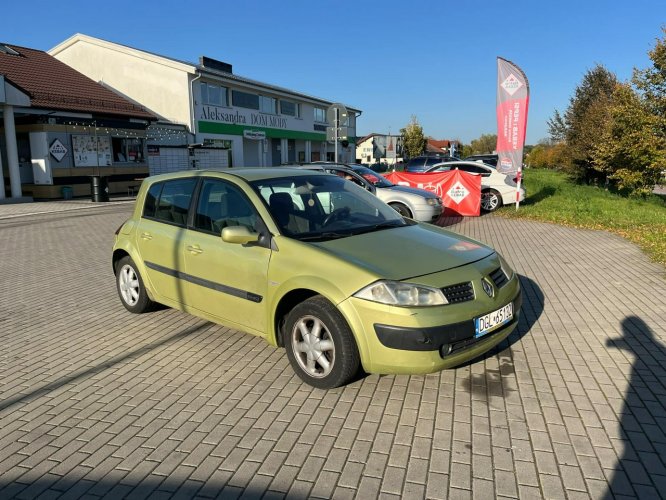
xmin=1 ymin=206 xmax=665 ymax=499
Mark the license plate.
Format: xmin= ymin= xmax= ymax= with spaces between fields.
xmin=475 ymin=303 xmax=513 ymax=338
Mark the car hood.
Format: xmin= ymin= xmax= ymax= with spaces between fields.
xmin=383 ymin=185 xmax=437 ymax=199
xmin=311 ymin=223 xmax=494 ymax=281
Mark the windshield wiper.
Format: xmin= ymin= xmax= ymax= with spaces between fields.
xmin=353 ymin=220 xmax=406 ymax=235
xmin=299 ymin=231 xmax=351 ymax=241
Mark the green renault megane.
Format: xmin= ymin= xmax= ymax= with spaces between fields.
xmin=112 ymin=168 xmax=521 ymax=388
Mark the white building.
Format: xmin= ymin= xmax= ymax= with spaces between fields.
xmin=49 ymin=34 xmax=361 ymax=174
xmin=355 ymin=133 xmax=403 ymax=166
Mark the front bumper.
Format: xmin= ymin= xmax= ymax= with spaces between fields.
xmin=375 ymin=289 xmax=521 ymax=355
xmin=338 ymin=259 xmax=522 ymax=375
xmin=413 ymin=204 xmax=443 ymax=222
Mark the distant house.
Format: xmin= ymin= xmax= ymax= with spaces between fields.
xmin=0 ymin=43 xmax=155 ymax=200
xmin=426 ymin=139 xmax=461 ymax=157
xmin=355 ymin=133 xmax=403 ymax=165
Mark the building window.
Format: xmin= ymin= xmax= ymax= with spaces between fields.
xmin=232 ymin=90 xmax=259 ymax=110
xmin=113 ymin=137 xmax=146 ymax=163
xmin=201 ymin=82 xmax=228 ymax=107
xmin=280 ymin=100 xmax=300 ymax=117
xmin=314 ymin=107 xmax=326 ymax=123
xmin=259 ymin=96 xmax=277 ymax=114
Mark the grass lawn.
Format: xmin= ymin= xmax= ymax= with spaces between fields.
xmin=496 ymin=169 xmax=666 ymax=266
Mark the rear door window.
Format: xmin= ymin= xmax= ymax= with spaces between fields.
xmin=143 ymin=178 xmax=198 ymax=226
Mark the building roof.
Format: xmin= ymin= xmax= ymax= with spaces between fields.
xmin=50 ymin=34 xmax=361 ymax=113
xmin=0 ymin=43 xmax=154 ymax=120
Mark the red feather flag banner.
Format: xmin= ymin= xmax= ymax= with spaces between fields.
xmin=496 ymin=57 xmax=529 ymax=209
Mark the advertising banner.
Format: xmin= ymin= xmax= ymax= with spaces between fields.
xmin=496 ymin=57 xmax=529 ymax=176
xmin=384 ymin=170 xmax=481 ymax=217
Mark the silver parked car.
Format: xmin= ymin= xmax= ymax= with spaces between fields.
xmin=298 ymin=163 xmax=443 ymax=222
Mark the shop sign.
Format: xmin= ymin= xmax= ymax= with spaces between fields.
xmin=49 ymin=139 xmax=68 ymax=162
xmin=243 ymin=130 xmax=266 ymax=140
xmin=199 ymin=105 xmax=288 ymax=129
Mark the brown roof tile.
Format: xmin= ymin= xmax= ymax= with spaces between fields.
xmin=0 ymin=44 xmax=154 ymax=120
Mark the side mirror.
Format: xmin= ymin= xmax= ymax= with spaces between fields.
xmin=221 ymin=225 xmax=260 ymax=245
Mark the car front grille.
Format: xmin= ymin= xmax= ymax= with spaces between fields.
xmin=441 ymin=282 xmax=474 ymax=304
xmin=489 ymin=267 xmax=508 ymax=289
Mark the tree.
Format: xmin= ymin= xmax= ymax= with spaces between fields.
xmin=400 ymin=116 xmax=427 ymax=158
xmin=468 ymin=134 xmax=497 ymax=155
xmin=633 ymin=27 xmax=666 ymax=125
xmin=554 ymin=64 xmax=618 ymax=183
xmin=592 ymin=31 xmax=666 ymax=196
xmin=546 ymin=110 xmax=567 ymax=143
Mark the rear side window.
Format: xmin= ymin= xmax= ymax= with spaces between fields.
xmin=143 ymin=178 xmax=198 ymax=226
xmin=143 ymin=183 xmax=162 ymax=218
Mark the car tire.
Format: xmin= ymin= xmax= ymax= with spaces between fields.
xmin=115 ymin=256 xmax=155 ymax=314
xmin=284 ymin=296 xmax=360 ymax=389
xmin=481 ymin=189 xmax=502 ymax=212
xmin=389 ymin=202 xmax=412 ymax=218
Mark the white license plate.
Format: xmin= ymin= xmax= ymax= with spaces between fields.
xmin=475 ymin=303 xmax=513 ymax=338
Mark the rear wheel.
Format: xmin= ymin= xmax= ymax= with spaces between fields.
xmin=389 ymin=202 xmax=412 ymax=218
xmin=481 ymin=189 xmax=502 ymax=212
xmin=115 ymin=256 xmax=155 ymax=313
xmin=284 ymin=296 xmax=360 ymax=389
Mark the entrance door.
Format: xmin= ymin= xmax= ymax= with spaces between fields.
xmin=271 ymin=139 xmax=281 ymax=166
xmin=287 ymin=139 xmax=295 ymax=163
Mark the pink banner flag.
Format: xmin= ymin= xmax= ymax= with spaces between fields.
xmin=496 ymin=57 xmax=529 ymax=208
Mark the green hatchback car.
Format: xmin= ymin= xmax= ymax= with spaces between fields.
xmin=113 ymin=168 xmax=521 ymax=388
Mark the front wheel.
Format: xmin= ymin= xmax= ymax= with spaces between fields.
xmin=284 ymin=296 xmax=360 ymax=389
xmin=389 ymin=202 xmax=412 ymax=218
xmin=481 ymin=189 xmax=502 ymax=212
xmin=115 ymin=256 xmax=155 ymax=313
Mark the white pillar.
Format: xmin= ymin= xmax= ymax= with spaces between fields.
xmin=280 ymin=138 xmax=288 ymax=165
xmin=3 ymin=105 xmax=22 ymax=198
xmin=305 ymin=141 xmax=311 ymax=163
xmin=0 ymin=146 xmax=5 ymax=200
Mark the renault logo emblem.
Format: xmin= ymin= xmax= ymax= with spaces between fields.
xmin=482 ymin=278 xmax=495 ymax=298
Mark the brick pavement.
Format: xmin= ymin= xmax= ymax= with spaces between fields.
xmin=0 ymin=202 xmax=664 ymax=499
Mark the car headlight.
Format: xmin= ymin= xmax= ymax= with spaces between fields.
xmin=354 ymin=280 xmax=449 ymax=307
xmin=426 ymin=198 xmax=439 ymax=206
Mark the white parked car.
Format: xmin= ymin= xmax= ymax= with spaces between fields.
xmin=298 ymin=163 xmax=443 ymax=222
xmin=426 ymin=161 xmax=525 ymax=212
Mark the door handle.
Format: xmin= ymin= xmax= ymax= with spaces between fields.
xmin=187 ymin=245 xmax=203 ymax=255
xmin=140 ymin=232 xmax=153 ymax=240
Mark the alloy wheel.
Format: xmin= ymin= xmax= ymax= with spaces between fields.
xmin=291 ymin=315 xmax=336 ymax=378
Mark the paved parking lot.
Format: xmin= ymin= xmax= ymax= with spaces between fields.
xmin=1 ymin=201 xmax=665 ymax=499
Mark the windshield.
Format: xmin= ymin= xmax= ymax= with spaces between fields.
xmin=349 ymin=166 xmax=394 ymax=188
xmin=251 ymin=174 xmax=409 ymax=241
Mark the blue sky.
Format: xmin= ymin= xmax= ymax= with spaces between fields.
xmin=3 ymin=0 xmax=664 ymax=145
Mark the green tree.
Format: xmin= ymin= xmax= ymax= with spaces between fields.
xmin=461 ymin=144 xmax=473 ymax=158
xmin=400 ymin=116 xmax=427 ymax=158
xmin=564 ymin=64 xmax=618 ymax=184
xmin=593 ymin=83 xmax=665 ymax=195
xmin=546 ymin=110 xmax=567 ymax=143
xmin=592 ymin=31 xmax=666 ymax=196
xmin=633 ymin=27 xmax=666 ymax=125
xmin=468 ymin=134 xmax=497 ymax=154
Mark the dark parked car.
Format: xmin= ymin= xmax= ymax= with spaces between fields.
xmin=404 ymin=155 xmax=459 ymax=173
xmin=464 ymin=154 xmax=498 ymax=167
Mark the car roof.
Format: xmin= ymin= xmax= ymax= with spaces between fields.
xmin=428 ymin=161 xmax=494 ymax=171
xmin=143 ymin=167 xmax=330 ymax=184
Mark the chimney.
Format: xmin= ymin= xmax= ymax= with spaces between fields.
xmin=199 ymin=56 xmax=233 ymax=74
